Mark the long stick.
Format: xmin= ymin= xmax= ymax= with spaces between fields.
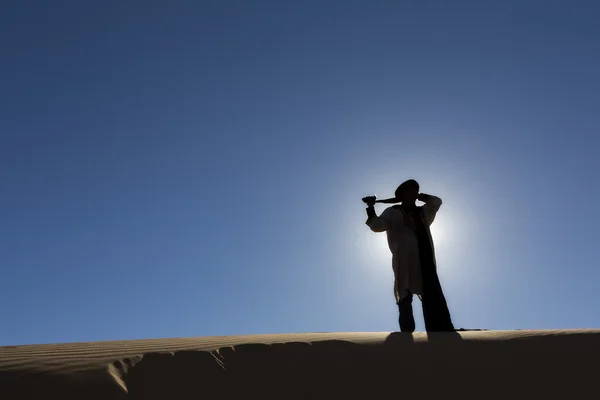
xmin=376 ymin=197 xmax=400 ymax=204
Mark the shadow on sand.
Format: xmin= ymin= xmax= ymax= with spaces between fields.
xmin=120 ymin=330 xmax=599 ymax=399
xmin=3 ymin=331 xmax=599 ymax=400
xmin=384 ymin=329 xmax=465 ymax=346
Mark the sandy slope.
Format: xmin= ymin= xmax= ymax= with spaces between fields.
xmin=1 ymin=330 xmax=599 ymax=399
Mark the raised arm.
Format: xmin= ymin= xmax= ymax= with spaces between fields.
xmin=418 ymin=193 xmax=442 ymax=226
xmin=365 ymin=205 xmax=391 ymax=232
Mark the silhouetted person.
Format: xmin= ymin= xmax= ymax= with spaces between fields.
xmin=364 ymin=179 xmax=454 ymax=332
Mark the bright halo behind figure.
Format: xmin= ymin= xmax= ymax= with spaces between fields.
xmin=362 ymin=230 xmax=392 ymax=268
xmin=429 ymin=219 xmax=446 ymax=247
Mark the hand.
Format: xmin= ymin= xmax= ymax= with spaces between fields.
xmin=418 ymin=193 xmax=433 ymax=202
xmin=362 ymin=195 xmax=377 ymax=207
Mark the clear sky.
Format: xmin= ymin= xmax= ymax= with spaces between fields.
xmin=1 ymin=1 xmax=599 ymax=346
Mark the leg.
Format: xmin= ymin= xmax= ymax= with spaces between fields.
xmin=421 ymin=289 xmax=455 ymax=332
xmin=398 ymin=292 xmax=416 ymax=332
xmin=418 ymin=242 xmax=455 ymax=332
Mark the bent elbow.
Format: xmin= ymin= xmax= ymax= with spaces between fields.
xmin=365 ymin=214 xmax=388 ymax=232
xmin=367 ymin=221 xmax=386 ymax=233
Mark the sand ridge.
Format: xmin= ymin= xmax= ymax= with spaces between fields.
xmin=1 ymin=329 xmax=599 ymax=399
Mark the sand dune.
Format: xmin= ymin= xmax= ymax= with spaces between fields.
xmin=1 ymin=329 xmax=599 ymax=399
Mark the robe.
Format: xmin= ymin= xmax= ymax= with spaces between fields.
xmin=365 ymin=195 xmax=454 ymax=331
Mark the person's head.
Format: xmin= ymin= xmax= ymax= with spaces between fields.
xmin=395 ymin=179 xmax=420 ymax=203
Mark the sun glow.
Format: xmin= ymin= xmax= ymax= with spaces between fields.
xmin=363 ymin=217 xmax=449 ymax=260
xmin=357 ymin=207 xmax=461 ymax=273
xmin=364 ymin=232 xmax=392 ymax=265
xmin=429 ymin=220 xmax=447 ymax=248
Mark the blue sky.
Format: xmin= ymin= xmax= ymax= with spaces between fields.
xmin=1 ymin=1 xmax=599 ymax=345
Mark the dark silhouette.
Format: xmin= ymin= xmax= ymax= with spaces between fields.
xmin=363 ymin=179 xmax=455 ymax=332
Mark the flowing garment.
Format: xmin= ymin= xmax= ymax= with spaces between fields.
xmin=366 ymin=196 xmax=454 ymax=332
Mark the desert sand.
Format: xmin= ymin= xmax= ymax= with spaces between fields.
xmin=1 ymin=329 xmax=598 ymax=399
